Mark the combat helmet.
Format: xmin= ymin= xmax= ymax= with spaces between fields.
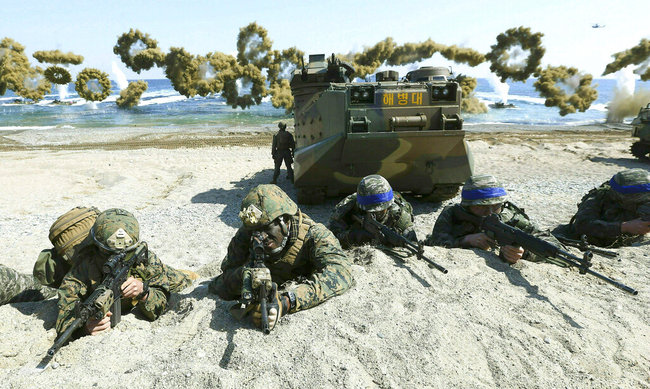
xmin=461 ymin=174 xmax=508 ymax=206
xmin=278 ymin=122 xmax=287 ymax=130
xmin=91 ymin=208 xmax=140 ymax=253
xmin=356 ymin=175 xmax=394 ymax=212
xmin=239 ymin=184 xmax=298 ymax=229
xmin=609 ymin=168 xmax=650 ymax=202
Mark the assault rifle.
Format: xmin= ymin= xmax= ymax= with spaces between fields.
xmin=240 ymin=232 xmax=279 ymax=334
xmin=45 ymin=243 xmax=148 ymax=358
xmin=554 ymin=234 xmax=619 ymax=258
xmin=352 ymin=214 xmax=448 ymax=274
xmin=452 ymin=207 xmax=637 ymax=295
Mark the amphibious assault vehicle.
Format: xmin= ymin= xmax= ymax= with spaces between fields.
xmin=630 ymin=103 xmax=650 ymax=161
xmin=290 ymin=54 xmax=473 ymax=203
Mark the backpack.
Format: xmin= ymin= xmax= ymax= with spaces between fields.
xmin=33 ymin=206 xmax=100 ymax=287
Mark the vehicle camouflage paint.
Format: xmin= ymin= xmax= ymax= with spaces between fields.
xmin=631 ymin=103 xmax=650 ymax=161
xmin=290 ymin=54 xmax=473 ymax=204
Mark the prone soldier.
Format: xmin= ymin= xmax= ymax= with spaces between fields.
xmin=426 ymin=174 xmax=566 ymax=266
xmin=554 ymin=168 xmax=650 ymax=247
xmin=329 ymin=174 xmax=417 ymax=249
xmin=55 ymin=209 xmax=192 ymax=339
xmin=209 ymin=184 xmax=354 ymax=331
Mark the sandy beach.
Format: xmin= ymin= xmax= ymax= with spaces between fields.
xmin=0 ymin=124 xmax=648 ymax=388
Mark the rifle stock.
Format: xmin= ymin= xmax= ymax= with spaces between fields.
xmin=452 ymin=207 xmax=637 ymax=295
xmin=352 ymin=214 xmax=448 ymax=274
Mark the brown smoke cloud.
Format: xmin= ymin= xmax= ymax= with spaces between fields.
xmin=603 ymin=39 xmax=650 ymax=81
xmin=116 ymin=80 xmax=148 ymax=108
xmin=15 ymin=66 xmax=51 ymax=102
xmin=33 ymin=50 xmax=84 ymax=65
xmin=0 ymin=38 xmax=31 ymax=96
xmin=75 ymin=68 xmax=112 ymax=102
xmin=340 ymin=38 xmax=486 ymax=79
xmin=533 ymin=66 xmax=598 ymax=116
xmin=456 ymin=74 xmax=487 ymax=113
xmin=486 ymin=26 xmax=545 ymax=82
xmin=44 ymin=65 xmax=71 ymax=85
xmin=237 ymin=22 xmax=273 ymax=69
xmin=113 ymin=29 xmax=165 ymax=73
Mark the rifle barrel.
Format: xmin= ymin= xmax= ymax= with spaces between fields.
xmin=353 ymin=214 xmax=448 ymax=274
xmin=260 ymin=283 xmax=270 ymax=334
xmin=47 ymin=317 xmax=83 ymax=357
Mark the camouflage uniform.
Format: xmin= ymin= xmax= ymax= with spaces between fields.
xmin=209 ymin=185 xmax=353 ymax=313
xmin=271 ymin=122 xmax=295 ymax=183
xmin=55 ymin=246 xmax=176 ymax=336
xmin=426 ymin=175 xmax=565 ymax=265
xmin=557 ymin=169 xmax=650 ymax=247
xmin=0 ymin=264 xmax=56 ymax=305
xmin=329 ymin=193 xmax=417 ymax=248
xmin=55 ymin=209 xmax=191 ymax=336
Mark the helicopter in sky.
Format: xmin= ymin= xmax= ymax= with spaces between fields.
xmin=592 ymin=23 xmax=606 ymax=28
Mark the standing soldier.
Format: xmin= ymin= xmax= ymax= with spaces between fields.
xmin=555 ymin=168 xmax=650 ymax=247
xmin=209 ymin=185 xmax=353 ymax=331
xmin=329 ymin=174 xmax=417 ymax=249
xmin=271 ymin=122 xmax=295 ymax=184
xmin=0 ymin=264 xmax=56 ymax=305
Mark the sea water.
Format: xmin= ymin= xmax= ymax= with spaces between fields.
xmin=1 ymin=78 xmax=649 ymax=132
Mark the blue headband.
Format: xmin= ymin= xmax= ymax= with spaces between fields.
xmin=357 ymin=189 xmax=393 ymax=206
xmin=462 ymin=187 xmax=507 ymax=200
xmin=609 ymin=177 xmax=650 ymax=194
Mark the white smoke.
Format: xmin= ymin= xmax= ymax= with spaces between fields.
xmin=605 ymin=66 xmax=650 ymax=122
xmin=487 ymin=73 xmax=510 ymax=104
xmin=57 ymin=84 xmax=68 ymax=100
xmin=129 ymin=40 xmax=147 ymax=57
xmin=616 ymin=66 xmax=636 ymax=96
xmin=111 ymin=61 xmax=129 ymax=90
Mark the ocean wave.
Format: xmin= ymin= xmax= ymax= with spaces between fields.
xmin=588 ymin=103 xmax=608 ymax=112
xmin=474 ymin=91 xmax=546 ymax=105
xmin=141 ymin=89 xmax=180 ymax=98
xmin=138 ymin=95 xmax=188 ymax=106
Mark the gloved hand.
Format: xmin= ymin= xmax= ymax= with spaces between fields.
xmin=251 ymin=284 xmax=282 ymax=332
xmin=347 ymin=229 xmax=374 ymax=245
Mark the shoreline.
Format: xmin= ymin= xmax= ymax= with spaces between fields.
xmin=0 ymin=122 xmax=634 ymax=152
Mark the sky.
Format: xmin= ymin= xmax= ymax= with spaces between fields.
xmin=1 ymin=0 xmax=649 ymax=81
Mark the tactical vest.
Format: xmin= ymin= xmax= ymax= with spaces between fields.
xmin=266 ymin=211 xmax=313 ymax=284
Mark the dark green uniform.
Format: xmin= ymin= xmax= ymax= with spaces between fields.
xmin=271 ymin=126 xmax=295 ymax=183
xmin=560 ymin=182 xmax=650 ymax=247
xmin=329 ymin=192 xmax=416 ymax=248
xmin=209 ymin=212 xmax=354 ymax=313
xmin=426 ymin=202 xmax=565 ymax=265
